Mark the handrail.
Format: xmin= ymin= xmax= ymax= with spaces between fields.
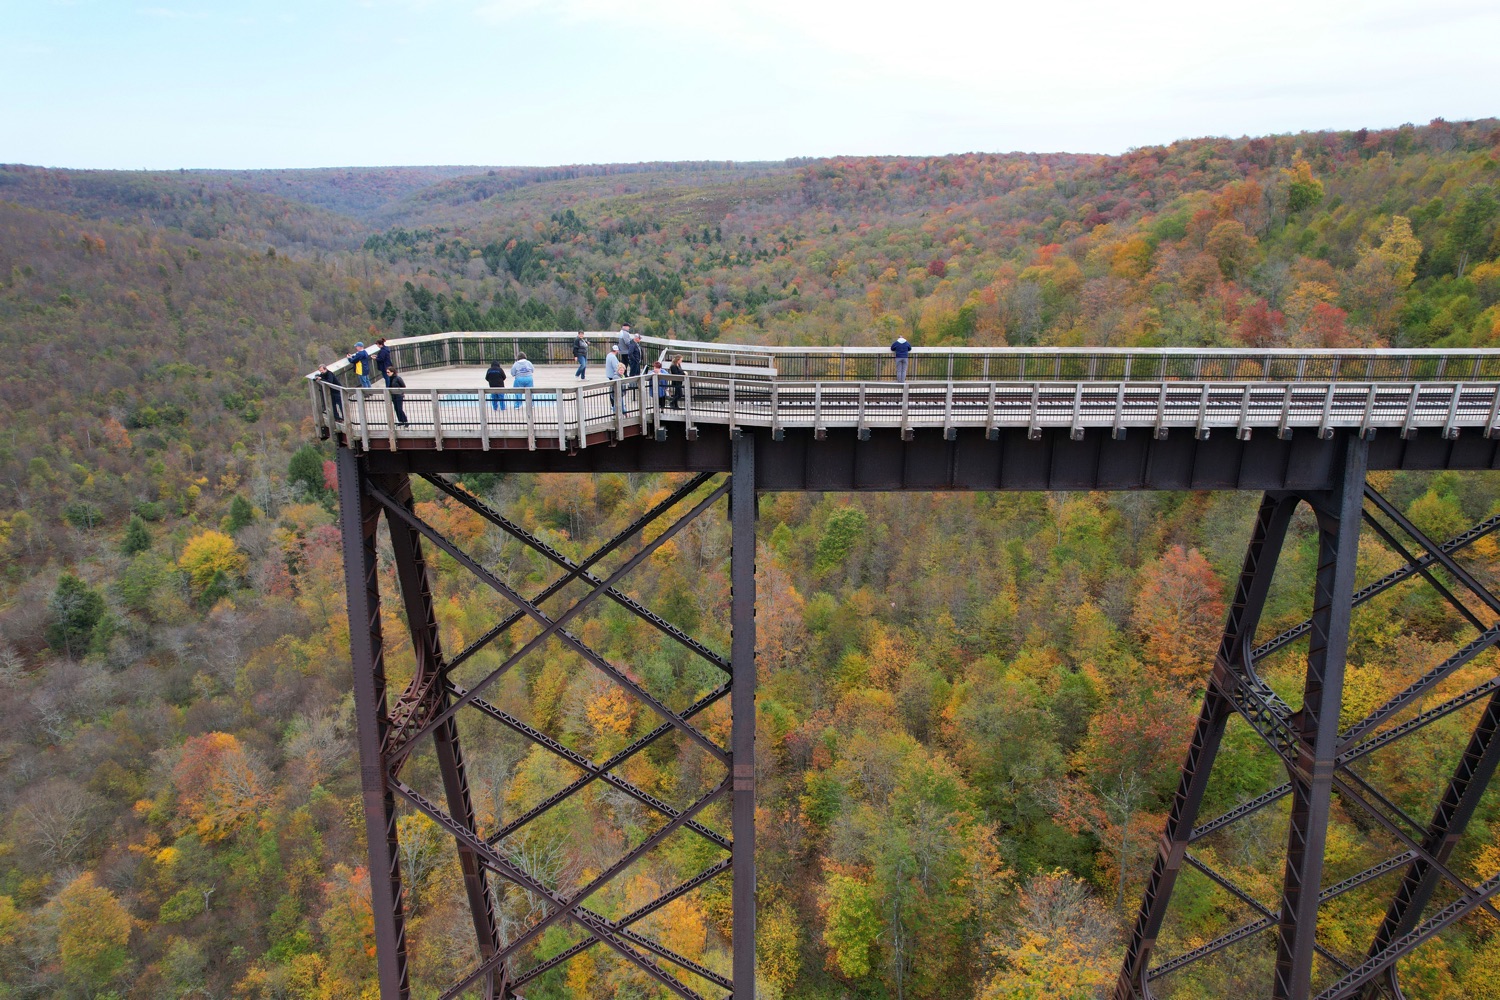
xmin=309 ymin=376 xmax=1500 ymax=451
xmin=308 ymin=331 xmax=1500 ymax=385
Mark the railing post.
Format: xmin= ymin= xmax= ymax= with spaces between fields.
xmin=525 ymin=389 xmax=536 ymax=451
xmin=479 ymin=391 xmax=490 ymax=452
xmin=432 ymin=391 xmax=444 ymax=452
xmin=574 ymin=387 xmax=587 ymax=449
xmin=357 ymin=388 xmax=370 ymax=452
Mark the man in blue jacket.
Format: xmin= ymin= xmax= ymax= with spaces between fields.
xmin=347 ymin=342 xmax=373 ymax=387
xmin=891 ymin=335 xmax=912 ymax=382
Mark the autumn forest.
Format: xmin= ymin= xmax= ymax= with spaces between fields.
xmin=3 ymin=117 xmax=1500 ymax=998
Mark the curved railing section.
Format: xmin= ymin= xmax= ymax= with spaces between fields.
xmin=318 ymin=331 xmax=1500 ymax=384
xmin=305 ymin=333 xmax=1500 ymax=451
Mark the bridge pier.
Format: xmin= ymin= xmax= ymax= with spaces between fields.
xmin=334 ymin=437 xmax=758 ymax=999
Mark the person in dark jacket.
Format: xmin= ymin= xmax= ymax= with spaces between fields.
xmin=485 ymin=360 xmax=507 ymax=411
xmin=668 ymin=355 xmax=685 ymax=410
xmin=316 ymin=364 xmax=344 ymax=420
xmin=573 ymin=332 xmax=590 ymax=379
xmin=373 ymin=338 xmax=392 ymax=378
xmin=626 ymin=333 xmax=644 ymax=378
xmin=384 ymin=366 xmax=409 ymax=427
xmin=890 ymin=335 xmax=912 ymax=382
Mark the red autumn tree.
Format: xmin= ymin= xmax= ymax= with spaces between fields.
xmin=1132 ymin=545 xmax=1225 ymax=686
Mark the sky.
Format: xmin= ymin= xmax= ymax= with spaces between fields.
xmin=2 ymin=0 xmax=1497 ymax=170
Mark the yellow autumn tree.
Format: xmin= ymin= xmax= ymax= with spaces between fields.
xmin=51 ymin=873 xmax=134 ymax=991
xmin=177 ymin=529 xmax=247 ymax=600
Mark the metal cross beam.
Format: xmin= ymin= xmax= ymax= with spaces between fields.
xmin=333 ymin=437 xmax=759 ymax=999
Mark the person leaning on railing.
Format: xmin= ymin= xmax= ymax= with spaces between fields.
xmin=510 ymin=352 xmax=536 ymax=409
xmin=316 ymin=364 xmax=344 ymax=421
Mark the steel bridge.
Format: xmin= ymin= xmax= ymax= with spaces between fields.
xmin=312 ymin=333 xmax=1500 ymax=1000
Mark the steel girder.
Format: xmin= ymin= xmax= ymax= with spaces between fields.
xmin=1115 ymin=433 xmax=1500 ymax=1000
xmin=333 ymin=438 xmax=758 ymax=999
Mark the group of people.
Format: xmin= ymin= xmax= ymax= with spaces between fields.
xmin=483 ymin=353 xmax=535 ymax=410
xmin=315 ymin=337 xmax=409 ymax=425
xmin=321 ymin=324 xmax=915 ymax=426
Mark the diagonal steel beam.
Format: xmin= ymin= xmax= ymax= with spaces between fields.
xmin=1339 ymin=624 xmax=1500 ymax=750
xmin=1359 ymin=510 xmax=1485 ymax=631
xmin=1150 ymin=851 xmax=1416 ymax=981
xmin=489 ymin=685 xmax=729 ymax=845
xmin=382 ymin=475 xmax=505 ymax=999
xmin=1359 ymin=689 xmax=1500 ymax=997
xmin=1313 ymin=872 xmax=1500 ymax=999
xmin=423 ymin=473 xmax=730 ymax=673
xmin=392 ymin=777 xmax=726 ymax=1000
xmin=1114 ymin=492 xmax=1299 ymax=999
xmin=454 ymin=681 xmax=731 ymax=851
xmin=1253 ymin=512 xmax=1500 ymax=662
xmin=511 ymin=859 xmax=733 ymax=988
xmin=370 ymin=480 xmax=732 ymax=763
xmin=1192 ymin=673 xmax=1500 ymax=842
xmin=1364 ymin=486 xmax=1500 ymax=617
xmin=1188 ymin=853 xmax=1351 ymax=973
xmin=418 ymin=470 xmax=719 ymax=684
xmin=1329 ymin=773 xmax=1500 ymax=926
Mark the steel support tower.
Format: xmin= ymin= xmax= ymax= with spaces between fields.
xmin=332 ymin=410 xmax=1500 ymax=998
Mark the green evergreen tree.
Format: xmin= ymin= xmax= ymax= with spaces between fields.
xmin=121 ymin=514 xmax=151 ymax=555
xmin=46 ymin=573 xmax=106 ymax=659
xmin=287 ymin=444 xmax=330 ymax=501
xmin=225 ymin=494 xmax=255 ymax=533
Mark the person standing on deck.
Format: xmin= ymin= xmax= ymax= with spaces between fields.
xmin=604 ymin=344 xmax=623 ymax=411
xmin=891 ymin=335 xmax=912 ymax=383
xmin=650 ymin=360 xmax=668 ymax=405
xmin=573 ymin=332 xmax=590 ymax=379
xmin=373 ymin=338 xmax=392 ymax=379
xmin=348 ymin=342 xmax=373 ymax=387
xmin=668 ymin=355 xmax=685 ymax=410
xmin=627 ymin=333 xmax=645 ymax=378
xmin=384 ymin=366 xmax=409 ymax=427
xmin=616 ymin=323 xmax=633 ymax=358
xmin=510 ymin=352 xmax=536 ymax=409
xmin=485 ymin=359 xmax=507 ymax=411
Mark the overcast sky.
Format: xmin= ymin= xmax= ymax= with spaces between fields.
xmin=3 ymin=0 xmax=1497 ymax=170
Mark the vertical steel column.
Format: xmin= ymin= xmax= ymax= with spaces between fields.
xmin=381 ymin=475 xmax=505 ymax=1000
xmin=1274 ymin=434 xmax=1368 ymax=1000
xmin=1114 ymin=493 xmax=1299 ymax=999
xmin=730 ymin=432 xmax=758 ymax=998
xmin=335 ymin=448 xmax=411 ymax=1000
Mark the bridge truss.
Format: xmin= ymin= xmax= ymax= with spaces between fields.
xmin=321 ymin=336 xmax=1500 ymax=1000
xmin=1116 ymin=435 xmax=1500 ymax=1000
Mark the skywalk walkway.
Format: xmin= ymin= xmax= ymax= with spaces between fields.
xmin=311 ymin=332 xmax=1500 ymax=454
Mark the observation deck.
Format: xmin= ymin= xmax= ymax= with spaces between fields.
xmin=308 ymin=333 xmax=1500 ymax=490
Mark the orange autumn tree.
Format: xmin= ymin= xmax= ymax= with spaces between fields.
xmin=1132 ymin=545 xmax=1225 ymax=686
xmin=171 ymin=732 xmax=265 ymax=841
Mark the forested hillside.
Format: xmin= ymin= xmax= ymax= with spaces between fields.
xmin=2 ymin=118 xmax=1500 ymax=999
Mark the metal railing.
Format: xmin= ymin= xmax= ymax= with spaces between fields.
xmin=315 ymin=332 xmax=1500 ymax=384
xmin=310 ymin=376 xmax=1500 ymax=451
